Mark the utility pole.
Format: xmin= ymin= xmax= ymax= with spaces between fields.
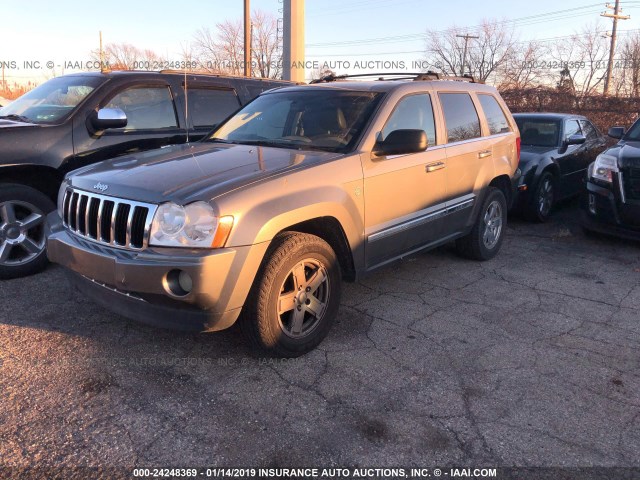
xmin=244 ymin=0 xmax=251 ymax=77
xmin=456 ymin=33 xmax=479 ymax=76
xmin=602 ymin=0 xmax=630 ymax=95
xmin=99 ymin=31 xmax=105 ymax=73
xmin=283 ymin=0 xmax=305 ymax=82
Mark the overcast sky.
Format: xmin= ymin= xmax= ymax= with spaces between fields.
xmin=1 ymin=0 xmax=639 ymax=82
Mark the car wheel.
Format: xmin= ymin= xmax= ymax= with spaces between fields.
xmin=455 ymin=187 xmax=507 ymax=261
xmin=0 ymin=184 xmax=54 ymax=280
xmin=528 ymin=171 xmax=555 ymax=222
xmin=241 ymin=232 xmax=342 ymax=357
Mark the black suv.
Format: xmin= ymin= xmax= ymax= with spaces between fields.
xmin=582 ymin=119 xmax=640 ymax=240
xmin=0 ymin=71 xmax=292 ymax=278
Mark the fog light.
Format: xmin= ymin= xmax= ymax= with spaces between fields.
xmin=164 ymin=269 xmax=193 ymax=297
xmin=588 ymin=194 xmax=597 ymax=215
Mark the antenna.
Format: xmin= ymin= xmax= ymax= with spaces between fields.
xmin=184 ymin=67 xmax=189 ymax=143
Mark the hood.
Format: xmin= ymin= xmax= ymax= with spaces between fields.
xmin=67 ymin=142 xmax=341 ymax=204
xmin=611 ymin=140 xmax=640 ymax=169
xmin=518 ymin=145 xmax=556 ymax=166
xmin=0 ymin=119 xmax=40 ymax=129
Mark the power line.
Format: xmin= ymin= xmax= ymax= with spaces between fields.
xmin=305 ymin=4 xmax=606 ymax=48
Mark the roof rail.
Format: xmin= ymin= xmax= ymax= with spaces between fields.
xmin=309 ymin=71 xmax=480 ymax=84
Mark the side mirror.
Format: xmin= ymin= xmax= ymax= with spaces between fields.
xmin=91 ymin=108 xmax=127 ymax=130
xmin=375 ymin=129 xmax=428 ymax=156
xmin=565 ymin=134 xmax=586 ymax=146
xmin=608 ymin=126 xmax=625 ymax=139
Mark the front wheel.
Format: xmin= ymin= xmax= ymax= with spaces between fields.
xmin=527 ymin=171 xmax=556 ymax=222
xmin=455 ymin=187 xmax=507 ymax=261
xmin=241 ymin=232 xmax=342 ymax=357
xmin=0 ymin=184 xmax=54 ymax=279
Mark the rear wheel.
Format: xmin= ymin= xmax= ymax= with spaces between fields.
xmin=455 ymin=187 xmax=507 ymax=261
xmin=241 ymin=232 xmax=341 ymax=357
xmin=0 ymin=184 xmax=54 ymax=279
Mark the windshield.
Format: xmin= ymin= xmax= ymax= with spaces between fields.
xmin=625 ymin=119 xmax=640 ymax=141
xmin=209 ymin=89 xmax=383 ymax=152
xmin=0 ymin=76 xmax=105 ymax=124
xmin=515 ymin=118 xmax=560 ymax=147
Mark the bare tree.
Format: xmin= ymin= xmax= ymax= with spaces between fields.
xmin=251 ymin=10 xmax=281 ymax=78
xmin=552 ymin=22 xmax=609 ymax=96
xmin=90 ymin=43 xmax=164 ymax=70
xmin=424 ymin=19 xmax=516 ymax=82
xmin=496 ymin=40 xmax=548 ymax=90
xmin=192 ymin=10 xmax=282 ymax=78
xmin=615 ymin=32 xmax=640 ymax=97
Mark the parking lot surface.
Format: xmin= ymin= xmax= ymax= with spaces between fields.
xmin=1 ymin=200 xmax=639 ymax=474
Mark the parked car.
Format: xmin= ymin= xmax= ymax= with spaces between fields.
xmin=581 ymin=119 xmax=640 ymax=239
xmin=0 ymin=71 xmax=294 ymax=279
xmin=511 ymin=113 xmax=607 ymax=222
xmin=47 ymin=73 xmax=520 ymax=357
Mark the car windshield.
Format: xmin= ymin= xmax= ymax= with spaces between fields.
xmin=209 ymin=89 xmax=383 ymax=153
xmin=624 ymin=120 xmax=640 ymax=141
xmin=515 ymin=118 xmax=560 ymax=147
xmin=0 ymin=76 xmax=105 ymax=124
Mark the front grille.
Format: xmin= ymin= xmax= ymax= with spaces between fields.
xmin=622 ymin=167 xmax=640 ymax=201
xmin=62 ymin=188 xmax=157 ymax=250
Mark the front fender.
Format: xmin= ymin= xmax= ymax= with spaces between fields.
xmin=216 ymin=155 xmax=365 ymax=269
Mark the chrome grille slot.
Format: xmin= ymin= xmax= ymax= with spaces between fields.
xmin=101 ymin=201 xmax=115 ymax=243
xmin=68 ymin=192 xmax=79 ymax=230
xmin=130 ymin=207 xmax=149 ymax=249
xmin=77 ymin=195 xmax=89 ymax=234
xmin=62 ymin=191 xmax=72 ymax=225
xmin=114 ymin=203 xmax=131 ymax=246
xmin=61 ymin=187 xmax=157 ymax=251
xmin=87 ymin=198 xmax=100 ymax=238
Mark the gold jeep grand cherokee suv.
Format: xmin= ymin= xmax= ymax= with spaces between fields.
xmin=47 ymin=73 xmax=521 ymax=357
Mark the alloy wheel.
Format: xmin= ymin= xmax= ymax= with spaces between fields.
xmin=277 ymin=259 xmax=330 ymax=339
xmin=482 ymin=200 xmax=503 ymax=250
xmin=538 ymin=178 xmax=554 ymax=217
xmin=0 ymin=200 xmax=46 ymax=267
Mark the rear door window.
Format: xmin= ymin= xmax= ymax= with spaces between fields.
xmin=187 ymin=88 xmax=241 ymax=129
xmin=439 ymin=93 xmax=482 ymax=143
xmin=478 ymin=94 xmax=511 ymax=135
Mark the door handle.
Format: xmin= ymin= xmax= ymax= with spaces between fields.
xmin=478 ymin=150 xmax=492 ymax=159
xmin=425 ymin=162 xmax=445 ymax=173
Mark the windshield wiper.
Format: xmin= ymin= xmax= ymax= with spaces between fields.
xmin=238 ymin=139 xmax=308 ymax=150
xmin=0 ymin=114 xmax=32 ymax=123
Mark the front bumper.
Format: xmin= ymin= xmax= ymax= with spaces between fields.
xmin=580 ymin=180 xmax=640 ymax=241
xmin=46 ymin=212 xmax=269 ymax=332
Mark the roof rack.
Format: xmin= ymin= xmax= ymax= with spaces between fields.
xmin=157 ymin=70 xmax=297 ymax=82
xmin=309 ymin=71 xmax=480 ymax=84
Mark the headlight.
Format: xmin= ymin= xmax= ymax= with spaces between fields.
xmin=149 ymin=201 xmax=234 ymax=248
xmin=591 ymin=154 xmax=619 ymax=184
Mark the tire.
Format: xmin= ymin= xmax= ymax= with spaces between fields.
xmin=0 ymin=184 xmax=54 ymax=280
xmin=241 ymin=232 xmax=342 ymax=357
xmin=527 ymin=171 xmax=556 ymax=223
xmin=455 ymin=187 xmax=507 ymax=261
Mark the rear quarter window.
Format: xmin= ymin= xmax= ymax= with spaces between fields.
xmin=478 ymin=94 xmax=511 ymax=135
